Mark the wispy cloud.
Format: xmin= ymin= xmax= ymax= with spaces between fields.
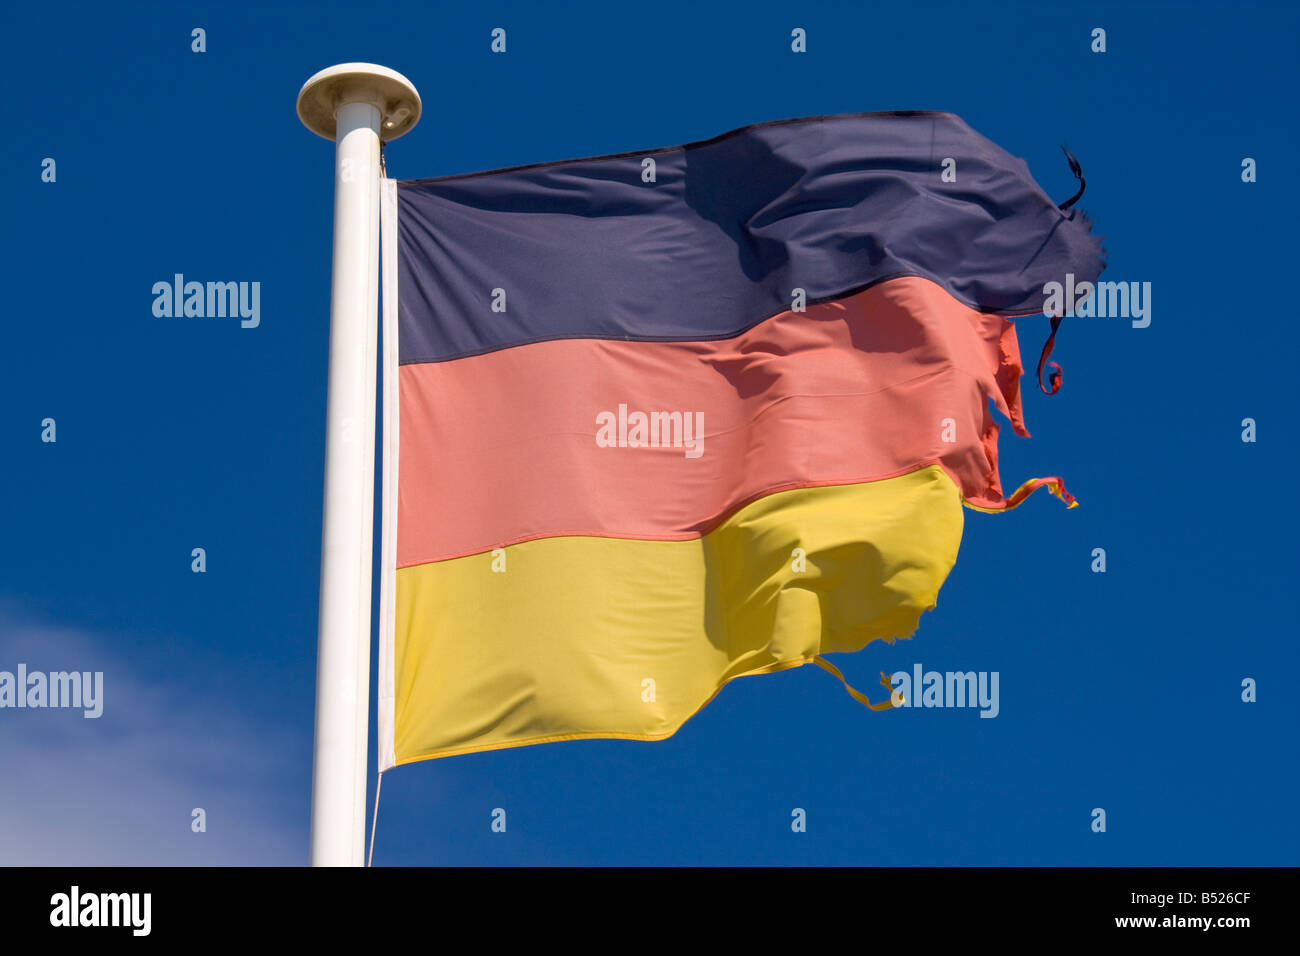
xmin=0 ymin=605 xmax=304 ymax=865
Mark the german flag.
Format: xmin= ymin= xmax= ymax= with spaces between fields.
xmin=376 ymin=111 xmax=1104 ymax=767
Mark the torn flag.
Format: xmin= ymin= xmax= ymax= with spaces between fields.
xmin=376 ymin=111 xmax=1104 ymax=767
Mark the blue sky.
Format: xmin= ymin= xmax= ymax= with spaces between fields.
xmin=1 ymin=0 xmax=1296 ymax=865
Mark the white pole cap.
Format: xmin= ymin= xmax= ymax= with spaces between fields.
xmin=297 ymin=62 xmax=422 ymax=141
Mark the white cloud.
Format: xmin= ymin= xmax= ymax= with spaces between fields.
xmin=0 ymin=606 xmax=305 ymax=865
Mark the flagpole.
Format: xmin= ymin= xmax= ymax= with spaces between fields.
xmin=297 ymin=63 xmax=421 ymax=867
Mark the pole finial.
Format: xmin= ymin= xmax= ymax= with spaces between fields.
xmin=297 ymin=62 xmax=421 ymax=142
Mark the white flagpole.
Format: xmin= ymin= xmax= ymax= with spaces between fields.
xmin=297 ymin=63 xmax=420 ymax=867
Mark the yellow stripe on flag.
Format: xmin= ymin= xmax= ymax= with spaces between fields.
xmin=392 ymin=465 xmax=963 ymax=764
